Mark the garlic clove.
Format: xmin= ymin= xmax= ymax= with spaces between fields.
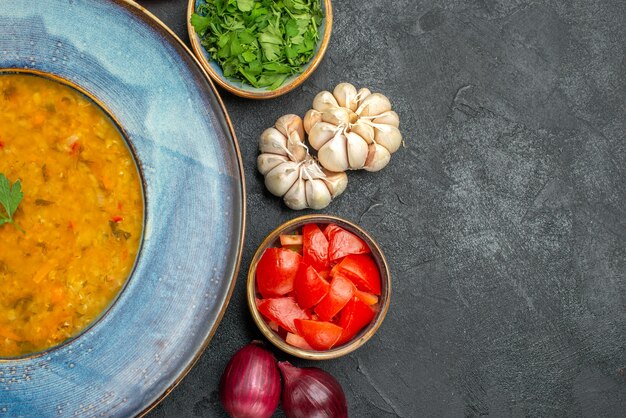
xmin=303 ymin=109 xmax=322 ymax=134
xmin=373 ymin=110 xmax=400 ymax=128
xmin=356 ymin=93 xmax=392 ymax=117
xmin=265 ymin=161 xmax=301 ymax=197
xmin=287 ymin=135 xmax=307 ymax=163
xmin=259 ymin=127 xmax=289 ymax=157
xmin=364 ymin=143 xmax=391 ymax=172
xmin=257 ymin=154 xmax=290 ymax=175
xmin=275 ymin=114 xmax=305 ymax=143
xmin=312 ymin=91 xmax=340 ymax=112
xmin=350 ymin=120 xmax=375 ymax=144
xmin=300 ymin=158 xmax=326 ymax=180
xmin=356 ymin=87 xmax=372 ymax=105
xmin=272 ymin=114 xmax=307 ymax=162
xmin=318 ymin=134 xmax=349 ymax=173
xmin=305 ymin=179 xmax=332 ymax=210
xmin=333 ymin=83 xmax=359 ymax=111
xmin=308 ymin=122 xmax=340 ymax=150
xmin=321 ymin=107 xmax=354 ymax=127
xmin=321 ymin=169 xmax=348 ymax=197
xmin=345 ymin=131 xmax=368 ymax=169
xmin=283 ymin=177 xmax=308 ymax=210
xmin=374 ymin=124 xmax=402 ymax=154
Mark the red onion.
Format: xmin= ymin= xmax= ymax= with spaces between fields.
xmin=219 ymin=341 xmax=281 ymax=418
xmin=278 ymin=361 xmax=348 ymax=418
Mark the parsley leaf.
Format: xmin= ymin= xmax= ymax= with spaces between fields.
xmin=191 ymin=0 xmax=324 ymax=90
xmin=236 ymin=0 xmax=254 ymax=12
xmin=0 ymin=173 xmax=25 ymax=233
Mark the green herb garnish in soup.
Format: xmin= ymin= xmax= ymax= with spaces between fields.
xmin=191 ymin=0 xmax=324 ymax=90
xmin=0 ymin=74 xmax=143 ymax=357
xmin=0 ymin=173 xmax=24 ymax=233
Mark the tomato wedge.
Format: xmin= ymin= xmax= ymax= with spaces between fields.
xmin=355 ymin=289 xmax=378 ymax=305
xmin=257 ymin=296 xmax=309 ymax=334
xmin=294 ymin=319 xmax=343 ymax=350
xmin=286 ymin=332 xmax=313 ymax=350
xmin=314 ymin=274 xmax=355 ymax=321
xmin=256 ymin=247 xmax=302 ymax=298
xmin=332 ymin=254 xmax=381 ymax=295
xmin=336 ymin=297 xmax=375 ymax=346
xmin=294 ymin=263 xmax=330 ymax=310
xmin=302 ymin=223 xmax=329 ymax=272
xmin=323 ymin=223 xmax=370 ymax=261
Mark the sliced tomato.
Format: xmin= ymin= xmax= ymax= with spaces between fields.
xmin=314 ymin=274 xmax=355 ymax=321
xmin=336 ymin=297 xmax=376 ymax=346
xmin=302 ymin=223 xmax=329 ymax=271
xmin=355 ymin=289 xmax=379 ymax=305
xmin=323 ymin=223 xmax=370 ymax=261
xmin=294 ymin=319 xmax=343 ymax=350
xmin=294 ymin=263 xmax=330 ymax=310
xmin=286 ymin=332 xmax=313 ymax=350
xmin=332 ymin=254 xmax=381 ymax=295
xmin=256 ymin=247 xmax=302 ymax=298
xmin=257 ymin=296 xmax=309 ymax=334
xmin=318 ymin=269 xmax=331 ymax=280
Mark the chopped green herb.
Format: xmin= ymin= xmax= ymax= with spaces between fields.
xmin=34 ymin=199 xmax=54 ymax=206
xmin=109 ymin=220 xmax=131 ymax=240
xmin=0 ymin=173 xmax=25 ymax=233
xmin=191 ymin=0 xmax=324 ymax=90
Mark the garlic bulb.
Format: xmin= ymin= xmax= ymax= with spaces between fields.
xmin=257 ymin=114 xmax=348 ymax=210
xmin=304 ymin=83 xmax=402 ymax=172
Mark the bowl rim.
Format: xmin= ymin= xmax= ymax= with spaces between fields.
xmin=247 ymin=214 xmax=391 ymax=360
xmin=186 ymin=0 xmax=333 ymax=99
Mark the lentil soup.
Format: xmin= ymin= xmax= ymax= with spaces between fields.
xmin=0 ymin=73 xmax=143 ymax=357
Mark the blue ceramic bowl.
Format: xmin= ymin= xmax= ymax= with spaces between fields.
xmin=0 ymin=0 xmax=245 ymax=416
xmin=187 ymin=0 xmax=333 ymax=99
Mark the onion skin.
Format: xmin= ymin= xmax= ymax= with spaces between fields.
xmin=278 ymin=361 xmax=348 ymax=418
xmin=219 ymin=342 xmax=281 ymax=418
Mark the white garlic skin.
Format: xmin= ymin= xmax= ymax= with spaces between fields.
xmin=374 ymin=124 xmax=402 ymax=154
xmin=322 ymin=169 xmax=348 ymax=197
xmin=275 ymin=114 xmax=305 ymax=142
xmin=318 ymin=134 xmax=349 ymax=173
xmin=305 ymin=179 xmax=332 ymax=210
xmin=259 ymin=127 xmax=289 ymax=157
xmin=304 ymin=83 xmax=402 ymax=173
xmin=308 ymin=122 xmax=340 ymax=150
xmin=283 ymin=178 xmax=308 ymax=210
xmin=351 ymin=120 xmax=375 ymax=144
xmin=257 ymin=154 xmax=290 ymax=175
xmin=321 ymin=107 xmax=353 ymax=126
xmin=373 ymin=110 xmax=400 ymax=128
xmin=304 ymin=109 xmax=322 ymax=133
xmin=364 ymin=143 xmax=391 ymax=172
xmin=258 ymin=114 xmax=350 ymax=210
xmin=312 ymin=91 xmax=339 ymax=112
xmin=333 ymin=83 xmax=359 ymax=111
xmin=356 ymin=93 xmax=392 ymax=117
xmin=264 ymin=161 xmax=301 ymax=196
xmin=345 ymin=131 xmax=369 ymax=169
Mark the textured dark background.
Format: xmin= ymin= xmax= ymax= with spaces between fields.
xmin=139 ymin=0 xmax=626 ymax=416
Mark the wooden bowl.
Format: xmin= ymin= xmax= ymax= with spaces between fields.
xmin=187 ymin=0 xmax=333 ymax=99
xmin=247 ymin=215 xmax=391 ymax=360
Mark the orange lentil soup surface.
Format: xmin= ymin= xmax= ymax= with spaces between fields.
xmin=0 ymin=74 xmax=143 ymax=357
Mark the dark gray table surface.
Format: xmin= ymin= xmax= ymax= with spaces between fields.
xmin=139 ymin=1 xmax=626 ymax=416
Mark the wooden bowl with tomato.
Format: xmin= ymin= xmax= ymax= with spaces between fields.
xmin=247 ymin=215 xmax=391 ymax=360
